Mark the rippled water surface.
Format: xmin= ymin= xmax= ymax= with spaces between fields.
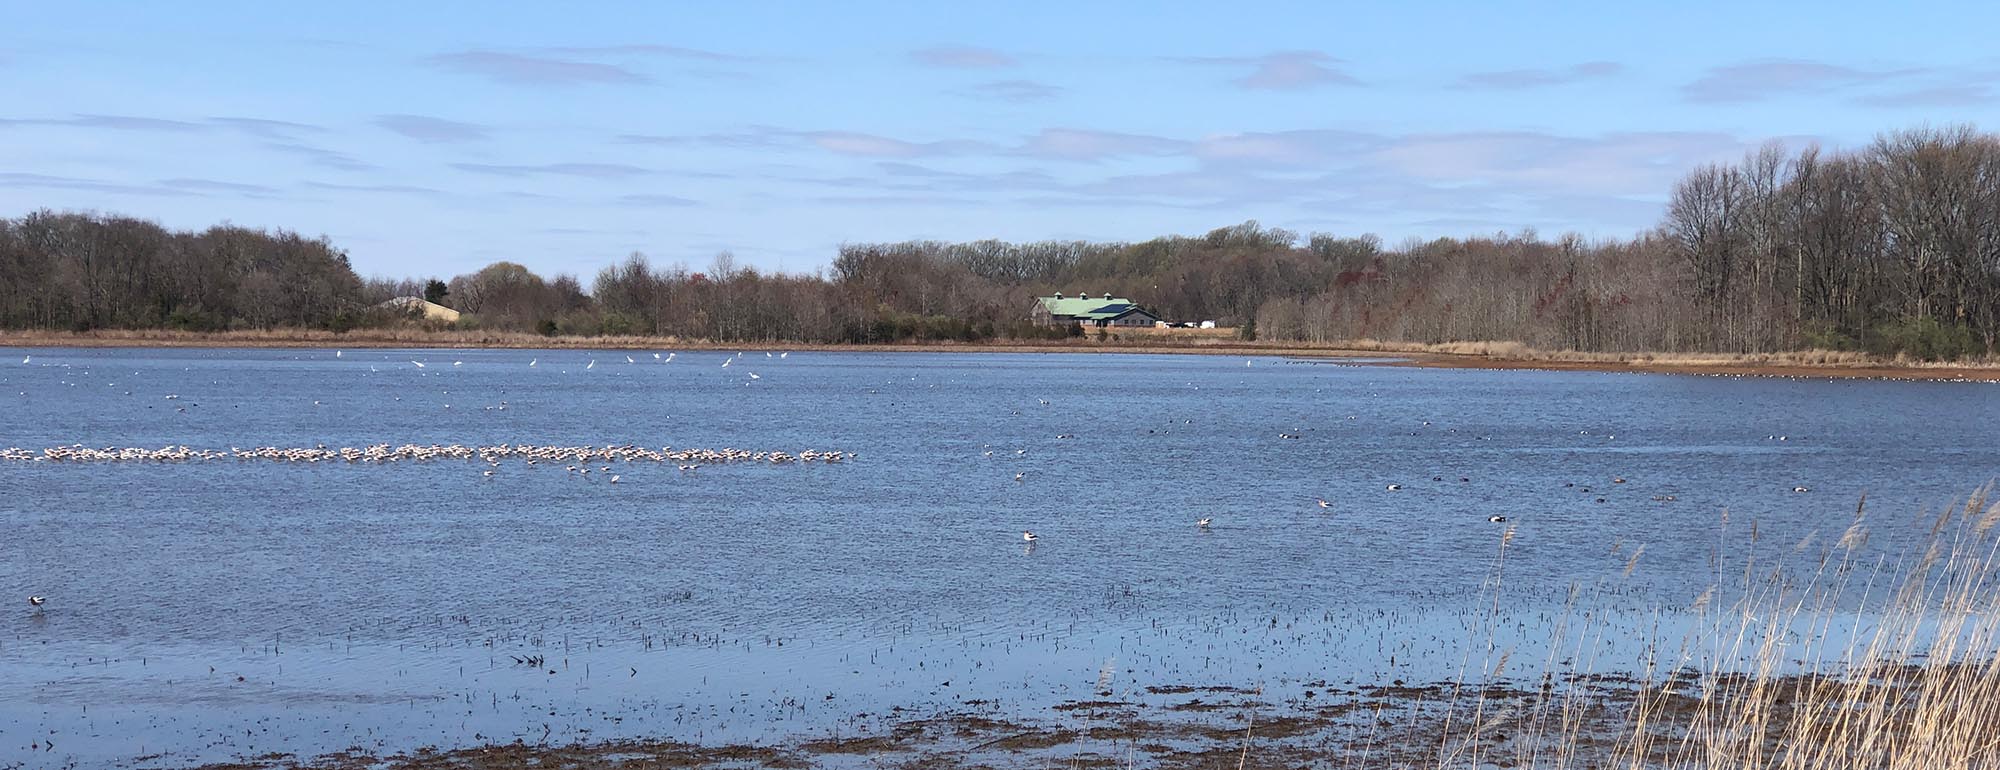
xmin=1 ymin=347 xmax=1996 ymax=767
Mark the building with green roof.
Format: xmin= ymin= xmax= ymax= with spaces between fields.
xmin=1029 ymin=291 xmax=1163 ymax=328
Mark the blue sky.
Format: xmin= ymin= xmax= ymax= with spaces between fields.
xmin=4 ymin=1 xmax=1996 ymax=280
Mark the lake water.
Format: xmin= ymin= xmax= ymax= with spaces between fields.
xmin=1 ymin=347 xmax=1996 ymax=767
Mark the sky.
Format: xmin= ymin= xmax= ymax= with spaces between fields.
xmin=4 ymin=1 xmax=1998 ymax=281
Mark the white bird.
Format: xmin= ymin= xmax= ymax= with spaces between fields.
xmin=587 ymin=360 xmax=596 ymax=369
xmin=722 ymin=359 xmax=731 ymax=368
xmin=766 ymin=352 xmax=773 ymax=358
xmin=1196 ymin=518 xmax=1212 ymax=528
xmin=1794 ymin=486 xmax=1810 ymax=493
xmin=1386 ymin=484 xmax=1402 ymax=491
xmin=1315 ymin=498 xmax=1332 ymax=509
xmin=1246 ymin=359 xmax=1253 ymax=366
xmin=1021 ymin=531 xmax=1038 ymax=542
xmin=28 ymin=596 xmax=44 ymax=607
xmin=453 ymin=361 xmax=462 ymax=367
xmin=653 ymin=353 xmax=661 ymax=359
xmin=749 ymin=372 xmax=761 ymax=380
xmin=335 ymin=351 xmax=342 ymax=358
xmin=530 ymin=358 xmax=537 ymax=367
xmin=482 ymin=470 xmax=494 ymax=478
xmin=1489 ymin=515 xmax=1509 ymax=522
xmin=1014 ymin=472 xmax=1025 ymax=482
xmin=609 ymin=475 xmax=621 ymax=483
xmin=780 ymin=352 xmax=788 ymax=359
xmin=20 ymin=356 xmax=29 ymax=364
xmin=627 ymin=355 xmax=635 ymax=363
xmin=667 ymin=353 xmax=676 ymax=361
xmin=411 ymin=360 xmax=426 ymax=368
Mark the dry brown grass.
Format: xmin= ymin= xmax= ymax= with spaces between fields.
xmin=1424 ymin=488 xmax=2000 ymax=770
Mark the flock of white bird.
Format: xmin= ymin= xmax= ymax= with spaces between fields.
xmin=2 ymin=443 xmax=848 ymax=466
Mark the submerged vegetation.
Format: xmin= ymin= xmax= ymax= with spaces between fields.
xmin=5 ymin=126 xmax=2000 ymax=359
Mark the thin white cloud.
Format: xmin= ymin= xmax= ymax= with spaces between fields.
xmin=1457 ymin=61 xmax=1622 ymax=89
xmin=1683 ymin=58 xmax=1920 ymax=103
xmin=375 ymin=114 xmax=490 ymax=143
xmin=451 ymin=162 xmax=651 ymax=178
xmin=956 ymin=79 xmax=1063 ymax=102
xmin=910 ymin=46 xmax=1017 ymax=68
xmin=1183 ymin=51 xmax=1360 ymax=90
xmin=427 ymin=51 xmax=650 ymax=86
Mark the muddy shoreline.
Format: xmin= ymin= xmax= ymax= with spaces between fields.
xmin=6 ymin=329 xmax=1998 ymax=382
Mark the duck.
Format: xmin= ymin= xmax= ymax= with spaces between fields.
xmin=28 ymin=596 xmax=44 ymax=607
xmin=1196 ymin=518 xmax=1212 ymax=528
xmin=1488 ymin=515 xmax=1509 ymax=523
xmin=1386 ymin=484 xmax=1402 ymax=491
xmin=1021 ymin=531 xmax=1037 ymax=542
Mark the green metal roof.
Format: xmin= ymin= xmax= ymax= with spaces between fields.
xmin=1036 ymin=296 xmax=1152 ymax=320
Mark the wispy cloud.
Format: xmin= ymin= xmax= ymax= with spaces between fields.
xmin=0 ymin=113 xmax=328 ymax=141
xmin=1683 ymin=58 xmax=1919 ymax=103
xmin=1856 ymin=84 xmax=1994 ymax=107
xmin=426 ymin=50 xmax=650 ymax=86
xmin=1456 ymin=61 xmax=1622 ymax=89
xmin=450 ymin=162 xmax=651 ymax=178
xmin=264 ymin=142 xmax=373 ymax=171
xmin=208 ymin=116 xmax=323 ymax=139
xmin=956 ymin=79 xmax=1063 ymax=102
xmin=1184 ymin=51 xmax=1360 ymax=90
xmin=910 ymin=45 xmax=1017 ymax=69
xmin=1192 ymin=129 xmax=1387 ymax=166
xmin=1015 ymin=128 xmax=1187 ymax=161
xmin=304 ymin=181 xmax=442 ymax=195
xmin=616 ymin=193 xmax=701 ymax=206
xmin=540 ymin=44 xmax=743 ymax=61
xmin=0 ymin=172 xmax=193 ymax=196
xmin=374 ymin=114 xmax=490 ymax=143
xmin=0 ymin=113 xmax=205 ymax=131
xmin=158 ymin=177 xmax=280 ymax=196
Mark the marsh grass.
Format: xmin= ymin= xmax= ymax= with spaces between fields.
xmin=1337 ymin=338 xmax=1999 ymax=369
xmin=1422 ymin=488 xmax=2000 ymax=769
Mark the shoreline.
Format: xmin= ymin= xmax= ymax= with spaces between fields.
xmin=4 ymin=329 xmax=1998 ymax=382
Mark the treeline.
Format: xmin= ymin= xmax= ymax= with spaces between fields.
xmin=3 ymin=126 xmax=1998 ymax=358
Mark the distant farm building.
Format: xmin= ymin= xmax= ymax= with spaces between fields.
xmin=1031 ymin=292 xmax=1163 ymax=328
xmin=377 ymin=296 xmax=461 ymax=323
